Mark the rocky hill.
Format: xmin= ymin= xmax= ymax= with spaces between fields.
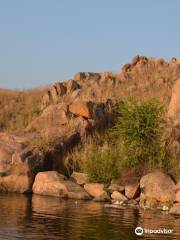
xmin=0 ymin=55 xmax=179 ymax=193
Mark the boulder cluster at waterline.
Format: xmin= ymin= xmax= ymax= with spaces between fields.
xmin=24 ymin=170 xmax=180 ymax=215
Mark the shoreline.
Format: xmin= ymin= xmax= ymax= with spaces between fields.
xmin=1 ymin=170 xmax=180 ymax=216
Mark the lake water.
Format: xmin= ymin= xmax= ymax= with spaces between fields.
xmin=0 ymin=193 xmax=180 ymax=240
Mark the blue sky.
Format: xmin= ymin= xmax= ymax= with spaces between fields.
xmin=0 ymin=0 xmax=180 ymax=89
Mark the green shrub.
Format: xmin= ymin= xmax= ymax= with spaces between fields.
xmin=108 ymin=98 xmax=170 ymax=168
xmin=65 ymin=141 xmax=120 ymax=184
xmin=81 ymin=145 xmax=120 ymax=184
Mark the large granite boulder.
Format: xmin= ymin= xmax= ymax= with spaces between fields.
xmin=140 ymin=171 xmax=176 ymax=208
xmin=33 ymin=171 xmax=91 ymax=200
xmin=69 ymin=101 xmax=94 ymax=119
xmin=26 ymin=103 xmax=71 ymax=135
xmin=0 ymin=175 xmax=30 ymax=193
xmin=0 ymin=133 xmax=45 ymax=193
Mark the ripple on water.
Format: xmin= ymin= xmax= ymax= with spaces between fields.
xmin=0 ymin=193 xmax=180 ymax=240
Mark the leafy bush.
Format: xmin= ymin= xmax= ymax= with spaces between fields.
xmin=108 ymin=98 xmax=170 ymax=168
xmin=82 ymin=145 xmax=120 ymax=184
xmin=64 ymin=141 xmax=120 ymax=184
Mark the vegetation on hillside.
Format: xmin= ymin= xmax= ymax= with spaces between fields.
xmin=108 ymin=98 xmax=170 ymax=169
xmin=0 ymin=57 xmax=179 ymax=132
xmin=66 ymin=98 xmax=171 ymax=184
xmin=0 ymin=88 xmax=46 ymax=131
xmin=121 ymin=58 xmax=178 ymax=104
xmin=0 ymin=57 xmax=179 ymax=183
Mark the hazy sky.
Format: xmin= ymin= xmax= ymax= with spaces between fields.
xmin=0 ymin=0 xmax=180 ymax=89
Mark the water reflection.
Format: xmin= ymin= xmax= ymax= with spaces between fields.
xmin=0 ymin=193 xmax=179 ymax=240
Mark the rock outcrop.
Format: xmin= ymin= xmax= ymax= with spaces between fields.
xmin=69 ymin=101 xmax=94 ymax=119
xmin=0 ymin=132 xmax=45 ymax=193
xmin=140 ymin=171 xmax=176 ymax=208
xmin=0 ymin=56 xmax=179 ymax=195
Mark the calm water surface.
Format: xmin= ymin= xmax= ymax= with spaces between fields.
xmin=0 ymin=194 xmax=179 ymax=240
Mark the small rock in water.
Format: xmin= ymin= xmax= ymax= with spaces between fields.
xmin=162 ymin=205 xmax=169 ymax=211
xmin=111 ymin=191 xmax=128 ymax=202
xmin=84 ymin=183 xmax=110 ymax=202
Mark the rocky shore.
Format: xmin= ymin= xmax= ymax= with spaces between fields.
xmin=29 ymin=170 xmax=180 ymax=215
xmin=0 ymin=56 xmax=179 ymax=216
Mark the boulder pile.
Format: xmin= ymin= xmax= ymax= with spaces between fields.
xmin=30 ymin=169 xmax=180 ymax=215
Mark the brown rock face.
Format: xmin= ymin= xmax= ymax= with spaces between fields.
xmin=0 ymin=148 xmax=13 ymax=175
xmin=107 ymin=183 xmax=125 ymax=194
xmin=140 ymin=171 xmax=176 ymax=208
xmin=0 ymin=132 xmax=46 ymax=193
xmin=33 ymin=171 xmax=91 ymax=199
xmin=131 ymin=55 xmax=140 ymax=67
xmin=70 ymin=172 xmax=88 ymax=186
xmin=0 ymin=152 xmax=44 ymax=193
xmin=0 ymin=175 xmax=30 ymax=193
xmin=69 ymin=101 xmax=94 ymax=119
xmin=66 ymin=80 xmax=80 ymax=93
xmin=169 ymin=203 xmax=180 ymax=215
xmin=168 ymin=79 xmax=180 ymax=121
xmin=125 ymin=183 xmax=140 ymax=199
xmin=175 ymin=181 xmax=180 ymax=202
xmin=175 ymin=191 xmax=180 ymax=202
xmin=51 ymin=83 xmax=67 ymax=102
xmin=27 ymin=103 xmax=71 ymax=136
xmin=111 ymin=191 xmax=128 ymax=202
xmin=41 ymin=91 xmax=51 ymax=109
xmin=122 ymin=63 xmax=131 ymax=73
xmin=84 ymin=183 xmax=110 ymax=201
xmin=74 ymin=72 xmax=101 ymax=82
xmin=175 ymin=181 xmax=180 ymax=190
